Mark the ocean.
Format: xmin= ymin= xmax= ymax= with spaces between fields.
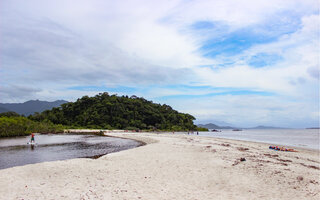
xmin=198 ymin=129 xmax=319 ymax=150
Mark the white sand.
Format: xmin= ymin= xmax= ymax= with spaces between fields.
xmin=0 ymin=132 xmax=319 ymax=200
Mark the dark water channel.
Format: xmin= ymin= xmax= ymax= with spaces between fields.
xmin=0 ymin=134 xmax=142 ymax=170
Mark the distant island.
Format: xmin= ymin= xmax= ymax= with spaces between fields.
xmin=198 ymin=123 xmax=286 ymax=130
xmin=197 ymin=123 xmax=236 ymax=129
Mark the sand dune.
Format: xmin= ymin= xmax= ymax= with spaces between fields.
xmin=0 ymin=132 xmax=319 ymax=200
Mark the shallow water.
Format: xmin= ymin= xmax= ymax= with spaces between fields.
xmin=197 ymin=129 xmax=320 ymax=150
xmin=0 ymin=134 xmax=141 ymax=170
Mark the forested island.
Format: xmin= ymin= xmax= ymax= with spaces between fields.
xmin=0 ymin=93 xmax=207 ymax=137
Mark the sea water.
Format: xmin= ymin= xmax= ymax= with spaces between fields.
xmin=198 ymin=129 xmax=319 ymax=150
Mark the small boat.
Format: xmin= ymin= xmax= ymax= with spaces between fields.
xmin=232 ymin=129 xmax=242 ymax=131
xmin=211 ymin=129 xmax=221 ymax=132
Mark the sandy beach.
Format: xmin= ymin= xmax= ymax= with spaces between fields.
xmin=0 ymin=132 xmax=319 ymax=200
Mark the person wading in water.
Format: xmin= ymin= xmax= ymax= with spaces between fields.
xmin=30 ymin=133 xmax=35 ymax=144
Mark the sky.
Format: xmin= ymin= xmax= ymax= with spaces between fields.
xmin=0 ymin=0 xmax=319 ymax=128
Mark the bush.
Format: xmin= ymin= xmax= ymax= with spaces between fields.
xmin=0 ymin=111 xmax=21 ymax=117
xmin=171 ymin=125 xmax=184 ymax=131
xmin=125 ymin=127 xmax=139 ymax=131
xmin=196 ymin=127 xmax=209 ymax=131
xmin=0 ymin=116 xmax=66 ymax=137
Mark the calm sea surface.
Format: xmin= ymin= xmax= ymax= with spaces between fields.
xmin=197 ymin=129 xmax=319 ymax=150
xmin=0 ymin=134 xmax=141 ymax=170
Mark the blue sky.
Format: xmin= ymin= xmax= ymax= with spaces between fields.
xmin=0 ymin=0 xmax=319 ymax=128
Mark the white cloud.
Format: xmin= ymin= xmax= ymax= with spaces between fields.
xmin=0 ymin=0 xmax=318 ymax=127
xmin=194 ymin=14 xmax=319 ymax=96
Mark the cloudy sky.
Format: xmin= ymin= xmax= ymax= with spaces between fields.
xmin=0 ymin=0 xmax=319 ymax=128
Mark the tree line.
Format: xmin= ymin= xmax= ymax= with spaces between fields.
xmin=0 ymin=93 xmax=207 ymax=137
xmin=29 ymin=93 xmax=206 ymax=131
xmin=0 ymin=112 xmax=65 ymax=137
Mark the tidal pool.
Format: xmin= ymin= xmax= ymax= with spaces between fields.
xmin=0 ymin=134 xmax=142 ymax=170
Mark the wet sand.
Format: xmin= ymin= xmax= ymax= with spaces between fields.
xmin=0 ymin=132 xmax=319 ymax=199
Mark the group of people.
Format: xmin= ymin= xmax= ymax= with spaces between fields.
xmin=187 ymin=131 xmax=199 ymax=135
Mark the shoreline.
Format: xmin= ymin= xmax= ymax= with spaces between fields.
xmin=1 ymin=129 xmax=318 ymax=151
xmin=0 ymin=132 xmax=319 ymax=199
xmin=197 ymin=128 xmax=320 ymax=151
xmin=198 ymin=135 xmax=320 ymax=152
xmin=155 ymin=131 xmax=320 ymax=151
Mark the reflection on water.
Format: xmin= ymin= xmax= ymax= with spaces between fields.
xmin=0 ymin=134 xmax=141 ymax=170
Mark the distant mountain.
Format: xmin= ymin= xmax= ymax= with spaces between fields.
xmin=197 ymin=123 xmax=235 ymax=129
xmin=209 ymin=120 xmax=234 ymax=127
xmin=0 ymin=100 xmax=68 ymax=116
xmin=198 ymin=123 xmax=220 ymax=129
xmin=249 ymin=125 xmax=285 ymax=129
xmin=0 ymin=107 xmax=10 ymax=113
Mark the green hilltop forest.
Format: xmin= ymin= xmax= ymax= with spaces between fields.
xmin=29 ymin=93 xmax=206 ymax=131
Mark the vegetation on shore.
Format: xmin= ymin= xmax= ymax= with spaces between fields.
xmin=0 ymin=112 xmax=65 ymax=137
xmin=29 ymin=93 xmax=206 ymax=131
